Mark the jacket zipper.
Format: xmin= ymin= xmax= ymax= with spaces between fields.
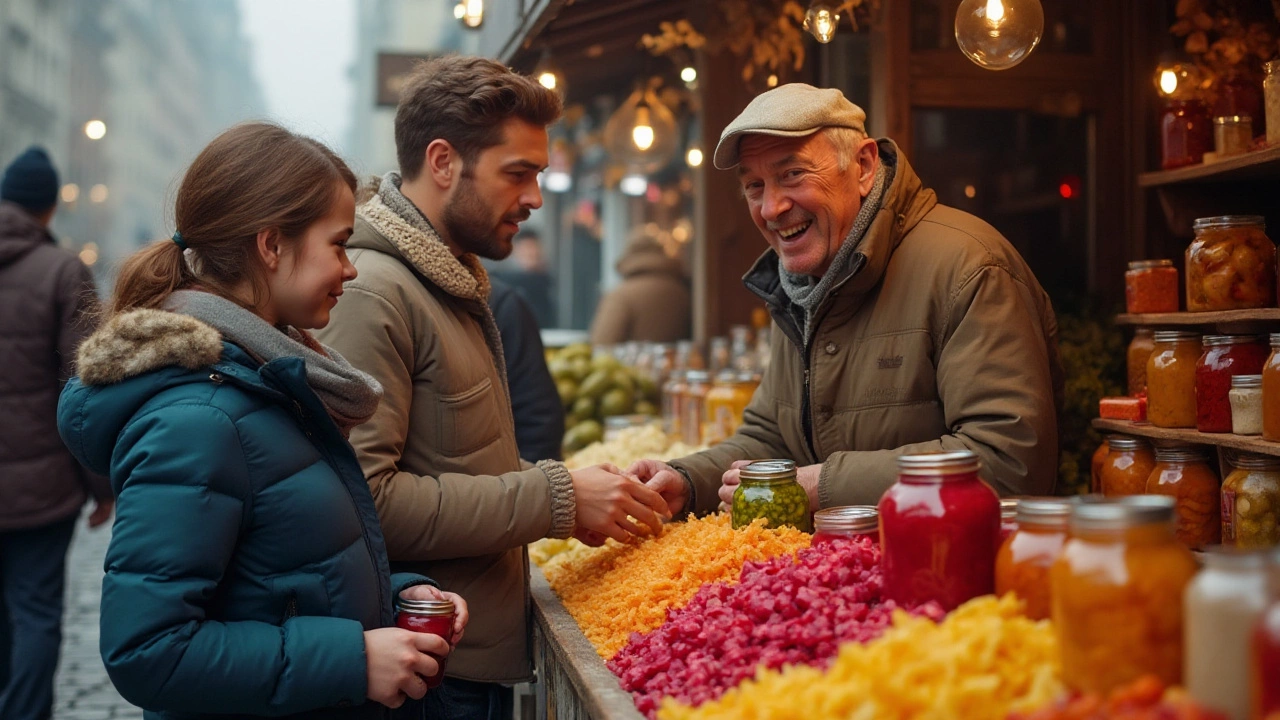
xmin=284 ymin=592 xmax=299 ymax=621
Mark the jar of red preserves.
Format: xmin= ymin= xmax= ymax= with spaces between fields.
xmin=1161 ymin=99 xmax=1212 ymax=170
xmin=1125 ymin=260 xmax=1179 ymax=314
xmin=1196 ymin=335 xmax=1269 ymax=433
xmin=812 ymin=506 xmax=878 ymax=546
xmin=878 ymin=450 xmax=1000 ymax=611
xmin=396 ymin=597 xmax=456 ymax=689
xmin=1254 ymin=601 xmax=1280 ymax=720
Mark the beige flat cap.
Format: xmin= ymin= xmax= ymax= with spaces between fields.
xmin=713 ymin=83 xmax=867 ymax=169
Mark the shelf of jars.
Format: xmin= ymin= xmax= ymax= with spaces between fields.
xmin=1092 ymin=418 xmax=1280 ymax=458
xmin=1139 ymin=144 xmax=1280 ymax=188
xmin=1116 ymin=308 xmax=1280 ymax=327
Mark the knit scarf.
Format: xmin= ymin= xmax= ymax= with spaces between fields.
xmin=778 ymin=160 xmax=893 ymax=342
xmin=163 ymin=290 xmax=383 ymax=436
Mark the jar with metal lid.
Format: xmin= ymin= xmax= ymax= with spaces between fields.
xmin=812 ymin=506 xmax=878 ymax=546
xmin=878 ymin=450 xmax=1000 ymax=610
xmin=731 ymin=459 xmax=812 ymax=532
xmin=681 ymin=370 xmax=710 ymax=446
xmin=1231 ymin=374 xmax=1264 ymax=435
xmin=1147 ymin=331 xmax=1202 ymax=427
xmin=396 ymin=596 xmax=456 ymax=689
xmin=1125 ymin=260 xmax=1179 ymax=314
xmin=1161 ymin=99 xmax=1212 ymax=169
xmin=1100 ymin=436 xmax=1157 ymax=497
xmin=1186 ymin=215 xmax=1276 ymax=312
xmin=1146 ymin=444 xmax=1221 ymax=549
xmin=996 ymin=497 xmax=1071 ymax=621
xmin=1196 ymin=335 xmax=1268 ymax=433
xmin=1127 ymin=328 xmax=1156 ymax=396
xmin=1091 ymin=437 xmax=1111 ymax=494
xmin=999 ymin=498 xmax=1019 ymax=544
xmin=1051 ymin=496 xmax=1198 ymax=693
xmin=1213 ymin=114 xmax=1254 ymax=156
xmin=1267 ymin=60 xmax=1280 ymax=146
xmin=1221 ymin=452 xmax=1280 ymax=549
xmin=1185 ymin=549 xmax=1273 ymax=719
xmin=604 ymin=414 xmax=656 ymax=442
xmin=1264 ymin=334 xmax=1280 ymax=441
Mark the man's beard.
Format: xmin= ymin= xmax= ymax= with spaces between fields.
xmin=442 ymin=177 xmax=526 ymax=260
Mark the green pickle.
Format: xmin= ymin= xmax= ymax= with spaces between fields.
xmin=1222 ymin=453 xmax=1280 ymax=549
xmin=731 ymin=460 xmax=813 ymax=533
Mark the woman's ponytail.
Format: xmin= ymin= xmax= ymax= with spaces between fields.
xmin=108 ymin=238 xmax=194 ymax=317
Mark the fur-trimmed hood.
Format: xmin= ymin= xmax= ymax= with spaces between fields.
xmin=75 ymin=308 xmax=223 ymax=386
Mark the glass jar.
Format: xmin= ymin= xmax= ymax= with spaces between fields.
xmin=1100 ymin=436 xmax=1157 ymax=497
xmin=1215 ymin=70 xmax=1264 ymax=138
xmin=1090 ymin=437 xmax=1110 ymax=494
xmin=709 ymin=336 xmax=731 ymax=374
xmin=1147 ymin=331 xmax=1203 ymax=428
xmin=1221 ymin=452 xmax=1280 ymax=549
xmin=731 ymin=459 xmax=812 ymax=532
xmin=1161 ymin=99 xmax=1213 ymax=169
xmin=1231 ymin=374 xmax=1264 ymax=435
xmin=661 ymin=370 xmax=688 ymax=440
xmin=703 ymin=371 xmax=759 ymax=445
xmin=1146 ymin=445 xmax=1221 ymax=549
xmin=604 ymin=414 xmax=654 ymax=442
xmin=1125 ymin=261 xmax=1179 ymax=314
xmin=681 ymin=370 xmax=710 ymax=446
xmin=1127 ymin=328 xmax=1156 ymax=396
xmin=1264 ymin=334 xmax=1280 ymax=441
xmin=995 ymin=498 xmax=1071 ymax=621
xmin=396 ymin=597 xmax=456 ymax=689
xmin=1254 ymin=602 xmax=1280 ymax=720
xmin=878 ymin=450 xmax=1000 ymax=611
xmin=1186 ymin=215 xmax=1276 ymax=312
xmin=1185 ymin=550 xmax=1273 ymax=720
xmin=1196 ymin=335 xmax=1269 ymax=433
xmin=812 ymin=505 xmax=878 ymax=546
xmin=1052 ymin=496 xmax=1198 ymax=694
xmin=1213 ymin=114 xmax=1254 ymax=156
xmin=999 ymin=498 xmax=1019 ymax=545
xmin=1266 ymin=60 xmax=1280 ymax=146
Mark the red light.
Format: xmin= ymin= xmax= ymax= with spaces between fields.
xmin=1058 ymin=174 xmax=1081 ymax=200
xmin=1058 ymin=183 xmax=1073 ymax=199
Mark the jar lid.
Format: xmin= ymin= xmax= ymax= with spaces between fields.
xmin=1232 ymin=451 xmax=1280 ymax=469
xmin=1203 ymin=334 xmax=1265 ymax=346
xmin=1271 ymin=332 xmax=1280 ymax=347
xmin=714 ymin=369 xmax=738 ymax=383
xmin=1015 ymin=497 xmax=1072 ymax=528
xmin=1000 ymin=498 xmax=1019 ymax=519
xmin=1069 ymin=495 xmax=1176 ymax=532
xmin=735 ymin=371 xmax=761 ymax=384
xmin=1106 ymin=436 xmax=1149 ymax=451
xmin=1232 ymin=374 xmax=1263 ymax=388
xmin=813 ymin=505 xmax=878 ymax=533
xmin=1153 ymin=444 xmax=1210 ymax=462
xmin=605 ymin=414 xmax=653 ymax=429
xmin=1152 ymin=330 xmax=1201 ymax=343
xmin=1126 ymin=259 xmax=1173 ymax=270
xmin=740 ymin=459 xmax=797 ymax=481
xmin=1212 ymin=114 xmax=1253 ymax=124
xmin=686 ymin=370 xmax=711 ymax=383
xmin=397 ymin=598 xmax=456 ymax=616
xmin=897 ymin=450 xmax=981 ymax=476
xmin=1200 ymin=546 xmax=1271 ymax=570
xmin=1193 ymin=215 xmax=1266 ymax=230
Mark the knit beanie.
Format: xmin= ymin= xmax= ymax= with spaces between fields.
xmin=1 ymin=147 xmax=59 ymax=213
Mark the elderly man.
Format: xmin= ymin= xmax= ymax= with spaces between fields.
xmin=630 ymin=84 xmax=1062 ymax=516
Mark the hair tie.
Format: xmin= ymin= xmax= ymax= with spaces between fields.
xmin=171 ymin=232 xmax=187 ymax=251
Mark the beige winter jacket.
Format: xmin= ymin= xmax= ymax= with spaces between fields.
xmin=589 ymin=238 xmax=692 ymax=345
xmin=671 ymin=141 xmax=1063 ymax=510
xmin=314 ymin=180 xmax=576 ymax=683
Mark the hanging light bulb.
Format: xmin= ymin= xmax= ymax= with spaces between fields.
xmin=632 ymin=105 xmax=655 ymax=151
xmin=604 ymin=81 xmax=678 ymax=174
xmin=803 ymin=3 xmax=841 ymax=44
xmin=533 ymin=49 xmax=567 ymax=99
xmin=954 ymin=0 xmax=1043 ymax=71
xmin=1153 ymin=61 xmax=1201 ymax=100
xmin=455 ymin=0 xmax=483 ymax=29
xmin=686 ymin=145 xmax=704 ymax=168
xmin=680 ymin=66 xmax=697 ymax=84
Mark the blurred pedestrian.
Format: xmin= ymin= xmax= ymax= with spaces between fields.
xmin=491 ymin=229 xmax=555 ymax=328
xmin=589 ymin=228 xmax=692 ymax=345
xmin=489 ymin=275 xmax=564 ymax=461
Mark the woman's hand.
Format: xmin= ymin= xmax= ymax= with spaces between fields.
xmin=363 ymin=627 xmax=448 ymax=708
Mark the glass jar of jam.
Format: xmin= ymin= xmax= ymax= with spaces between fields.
xmin=731 ymin=459 xmax=813 ymax=532
xmin=1253 ymin=601 xmax=1280 ymax=720
xmin=396 ymin=597 xmax=456 ymax=689
xmin=1147 ymin=331 xmax=1202 ymax=428
xmin=1161 ymin=98 xmax=1212 ymax=169
xmin=995 ymin=497 xmax=1071 ymax=621
xmin=1146 ymin=444 xmax=1221 ymax=549
xmin=1221 ymin=452 xmax=1280 ymax=549
xmin=1185 ymin=549 xmax=1273 ymax=719
xmin=999 ymin=498 xmax=1019 ymax=544
xmin=1127 ymin=328 xmax=1156 ymax=396
xmin=681 ymin=370 xmax=710 ymax=446
xmin=812 ymin=505 xmax=878 ymax=546
xmin=1100 ymin=436 xmax=1157 ymax=497
xmin=1263 ymin=334 xmax=1280 ymax=441
xmin=1230 ymin=374 xmax=1264 ymax=435
xmin=1186 ymin=215 xmax=1276 ymax=312
xmin=1125 ymin=260 xmax=1179 ymax=314
xmin=1090 ymin=437 xmax=1111 ymax=494
xmin=661 ymin=370 xmax=688 ymax=440
xmin=878 ymin=450 xmax=1000 ymax=611
xmin=1196 ymin=335 xmax=1269 ymax=433
xmin=1052 ymin=496 xmax=1198 ymax=694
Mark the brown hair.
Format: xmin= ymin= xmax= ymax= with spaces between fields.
xmin=109 ymin=122 xmax=356 ymax=318
xmin=394 ymin=55 xmax=562 ymax=181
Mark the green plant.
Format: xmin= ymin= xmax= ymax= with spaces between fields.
xmin=1054 ymin=301 xmax=1126 ymax=496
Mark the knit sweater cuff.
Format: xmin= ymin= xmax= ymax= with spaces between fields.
xmin=539 ymin=460 xmax=576 ymax=539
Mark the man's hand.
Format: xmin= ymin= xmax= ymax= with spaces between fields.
xmin=570 ymin=464 xmax=670 ymax=543
xmin=627 ymin=459 xmax=689 ymax=518
xmin=87 ymin=498 xmax=114 ymax=529
xmin=719 ymin=462 xmax=822 ymax=511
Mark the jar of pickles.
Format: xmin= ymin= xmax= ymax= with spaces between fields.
xmin=1263 ymin=334 xmax=1280 ymax=441
xmin=878 ymin=451 xmax=1000 ymax=611
xmin=681 ymin=370 xmax=711 ymax=446
xmin=1196 ymin=335 xmax=1269 ymax=433
xmin=1186 ymin=215 xmax=1276 ymax=312
xmin=1146 ymin=445 xmax=1221 ymax=549
xmin=1100 ymin=436 xmax=1157 ymax=497
xmin=995 ymin=498 xmax=1071 ymax=621
xmin=1125 ymin=261 xmax=1179 ymax=314
xmin=1221 ymin=452 xmax=1280 ymax=548
xmin=1127 ymin=328 xmax=1156 ymax=396
xmin=1185 ymin=549 xmax=1273 ymax=720
xmin=731 ymin=460 xmax=813 ymax=532
xmin=1051 ymin=496 xmax=1198 ymax=694
xmin=812 ymin=506 xmax=878 ymax=546
xmin=703 ymin=371 xmax=760 ymax=445
xmin=1091 ymin=437 xmax=1111 ymax=494
xmin=1147 ymin=331 xmax=1202 ymax=428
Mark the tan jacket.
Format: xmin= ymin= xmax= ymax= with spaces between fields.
xmin=671 ymin=142 xmax=1062 ymax=510
xmin=589 ymin=240 xmax=691 ymax=345
xmin=314 ymin=184 xmax=576 ymax=683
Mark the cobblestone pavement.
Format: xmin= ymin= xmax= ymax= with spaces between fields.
xmin=52 ymin=517 xmax=140 ymax=719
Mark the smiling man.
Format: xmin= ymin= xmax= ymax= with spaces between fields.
xmin=630 ymin=83 xmax=1063 ymax=517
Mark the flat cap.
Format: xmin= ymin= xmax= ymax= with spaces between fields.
xmin=713 ymin=83 xmax=867 ymax=169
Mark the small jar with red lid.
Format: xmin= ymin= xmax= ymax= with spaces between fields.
xmin=1195 ymin=335 xmax=1269 ymax=433
xmin=396 ymin=596 xmax=456 ymax=689
xmin=812 ymin=506 xmax=878 ymax=546
xmin=878 ymin=450 xmax=1000 ymax=611
xmin=1125 ymin=260 xmax=1179 ymax=314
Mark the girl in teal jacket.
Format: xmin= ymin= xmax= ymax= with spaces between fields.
xmin=56 ymin=123 xmax=465 ymax=719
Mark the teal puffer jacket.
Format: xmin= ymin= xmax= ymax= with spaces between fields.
xmin=57 ymin=309 xmax=432 ymax=720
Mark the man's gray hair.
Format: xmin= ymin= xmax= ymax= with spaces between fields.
xmin=824 ymin=126 xmax=867 ymax=172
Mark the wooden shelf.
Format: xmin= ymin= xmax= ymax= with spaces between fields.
xmin=1115 ymin=309 xmax=1280 ymax=330
xmin=1092 ymin=418 xmax=1280 ymax=458
xmin=1139 ymin=146 xmax=1280 ymax=188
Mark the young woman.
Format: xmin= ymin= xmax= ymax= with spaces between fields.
xmin=56 ymin=122 xmax=466 ymax=719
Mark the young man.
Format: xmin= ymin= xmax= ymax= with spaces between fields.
xmin=315 ymin=56 xmax=668 ymax=718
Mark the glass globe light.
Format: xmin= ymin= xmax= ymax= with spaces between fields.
xmin=803 ymin=3 xmax=841 ymax=44
xmin=1153 ymin=62 xmax=1201 ymax=100
xmin=604 ymin=84 xmax=678 ymax=174
xmin=954 ymin=0 xmax=1044 ymax=71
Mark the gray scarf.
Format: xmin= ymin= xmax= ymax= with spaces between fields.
xmin=778 ymin=161 xmax=893 ymax=341
xmin=164 ymin=290 xmax=383 ymax=436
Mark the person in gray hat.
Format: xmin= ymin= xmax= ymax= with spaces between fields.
xmin=628 ymin=83 xmax=1063 ymax=515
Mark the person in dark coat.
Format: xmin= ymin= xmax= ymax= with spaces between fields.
xmin=0 ymin=146 xmax=112 ymax=720
xmin=488 ymin=276 xmax=564 ymax=461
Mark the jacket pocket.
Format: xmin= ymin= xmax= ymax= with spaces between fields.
xmin=436 ymin=377 xmax=503 ymax=457
xmin=268 ymin=573 xmax=331 ymax=623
